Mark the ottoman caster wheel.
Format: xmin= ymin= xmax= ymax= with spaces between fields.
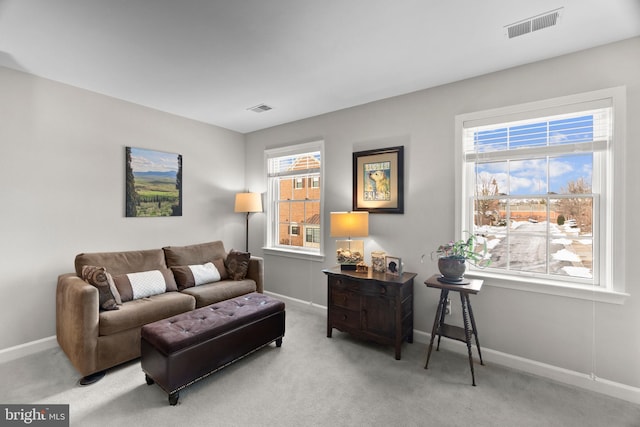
xmin=169 ymin=392 xmax=179 ymax=406
xmin=145 ymin=374 xmax=154 ymax=385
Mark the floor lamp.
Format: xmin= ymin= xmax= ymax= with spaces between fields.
xmin=234 ymin=192 xmax=263 ymax=252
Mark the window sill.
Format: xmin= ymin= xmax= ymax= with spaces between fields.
xmin=262 ymin=247 xmax=326 ymax=262
xmin=465 ymin=271 xmax=629 ymax=305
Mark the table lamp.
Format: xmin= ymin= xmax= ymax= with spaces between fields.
xmin=330 ymin=211 xmax=369 ymax=270
xmin=235 ymin=192 xmax=263 ymax=252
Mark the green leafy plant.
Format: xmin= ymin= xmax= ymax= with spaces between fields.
xmin=432 ymin=233 xmax=490 ymax=267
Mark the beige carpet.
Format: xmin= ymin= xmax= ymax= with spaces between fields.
xmin=1 ymin=303 xmax=639 ymax=427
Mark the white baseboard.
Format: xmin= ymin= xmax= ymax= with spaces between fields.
xmin=0 ymin=336 xmax=58 ymax=364
xmin=413 ymin=329 xmax=640 ymax=405
xmin=268 ymin=293 xmax=640 ymax=405
xmin=3 ymin=296 xmax=638 ymax=405
xmin=264 ymin=291 xmax=327 ymax=315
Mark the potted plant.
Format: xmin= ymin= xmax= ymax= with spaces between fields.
xmin=432 ymin=234 xmax=490 ymax=282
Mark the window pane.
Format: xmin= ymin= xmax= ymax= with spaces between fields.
xmin=549 ymin=197 xmax=594 ymax=279
xmin=279 ymin=178 xmax=293 ymax=201
xmin=278 ymin=224 xmax=292 ymax=246
xmin=481 ymin=199 xmax=548 ymax=274
xmin=278 ymin=201 xmax=291 ymax=223
xmin=476 ymin=161 xmax=508 ymax=195
xmin=509 ymin=158 xmax=547 ymax=195
xmin=549 ymin=154 xmax=592 ymax=195
xmin=289 ymin=201 xmax=306 ymax=223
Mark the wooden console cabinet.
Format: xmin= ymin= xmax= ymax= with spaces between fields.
xmin=322 ymin=267 xmax=416 ymax=360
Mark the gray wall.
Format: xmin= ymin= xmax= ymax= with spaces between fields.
xmin=0 ymin=66 xmax=246 ymax=350
xmin=245 ymin=37 xmax=640 ymax=389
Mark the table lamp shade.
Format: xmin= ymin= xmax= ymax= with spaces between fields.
xmin=330 ymin=211 xmax=368 ymax=238
xmin=234 ymin=192 xmax=262 ymax=213
xmin=330 ymin=211 xmax=368 ymax=271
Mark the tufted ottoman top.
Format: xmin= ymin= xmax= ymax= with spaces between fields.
xmin=141 ymin=293 xmax=285 ymax=355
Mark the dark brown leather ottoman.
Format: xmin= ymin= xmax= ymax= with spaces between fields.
xmin=141 ymin=292 xmax=285 ymax=405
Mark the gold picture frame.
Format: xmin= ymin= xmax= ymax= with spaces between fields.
xmin=353 ymin=146 xmax=404 ymax=214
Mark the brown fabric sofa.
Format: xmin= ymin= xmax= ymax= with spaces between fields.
xmin=56 ymin=240 xmax=264 ymax=384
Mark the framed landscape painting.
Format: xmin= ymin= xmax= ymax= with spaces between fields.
xmin=353 ymin=146 xmax=404 ymax=214
xmin=125 ymin=147 xmax=182 ymax=217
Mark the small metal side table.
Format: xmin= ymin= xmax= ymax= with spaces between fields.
xmin=424 ymin=274 xmax=484 ymax=386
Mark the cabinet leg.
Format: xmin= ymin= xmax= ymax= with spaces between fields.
xmin=145 ymin=374 xmax=154 ymax=385
xmin=168 ymin=392 xmax=179 ymax=406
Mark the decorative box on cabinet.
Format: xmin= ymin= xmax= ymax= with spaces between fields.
xmin=322 ymin=266 xmax=416 ymax=360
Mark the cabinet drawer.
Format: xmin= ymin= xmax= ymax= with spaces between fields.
xmin=361 ymin=283 xmax=396 ymax=297
xmin=329 ymin=307 xmax=360 ymax=330
xmin=328 ymin=276 xmax=358 ymax=291
xmin=330 ymin=288 xmax=360 ymax=310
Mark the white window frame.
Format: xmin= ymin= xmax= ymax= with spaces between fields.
xmin=455 ymin=88 xmax=628 ymax=304
xmin=263 ymin=140 xmax=325 ymax=261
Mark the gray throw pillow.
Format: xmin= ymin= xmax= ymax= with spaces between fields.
xmin=225 ymin=250 xmax=250 ymax=280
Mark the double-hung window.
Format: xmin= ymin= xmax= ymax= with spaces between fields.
xmin=265 ymin=141 xmax=324 ymax=258
xmin=456 ymin=88 xmax=626 ymax=300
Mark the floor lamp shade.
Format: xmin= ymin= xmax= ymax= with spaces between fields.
xmin=234 ymin=192 xmax=263 ymax=214
xmin=330 ymin=211 xmax=368 ymax=270
xmin=235 ymin=192 xmax=262 ymax=252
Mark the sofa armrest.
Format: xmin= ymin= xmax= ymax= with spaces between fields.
xmin=246 ymin=256 xmax=264 ymax=293
xmin=56 ymin=273 xmax=100 ymax=376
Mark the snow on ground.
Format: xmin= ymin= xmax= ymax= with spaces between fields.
xmin=486 ymin=239 xmax=501 ymax=250
xmin=561 ymin=266 xmax=593 ymax=279
xmin=551 ymin=238 xmax=573 ymax=245
xmin=552 ymin=248 xmax=581 ymax=262
xmin=477 ymin=220 xmax=593 ymax=279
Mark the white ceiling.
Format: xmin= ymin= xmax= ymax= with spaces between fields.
xmin=1 ymin=1 xmax=639 ymax=134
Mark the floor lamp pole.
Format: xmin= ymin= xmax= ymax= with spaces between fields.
xmin=245 ymin=212 xmax=250 ymax=252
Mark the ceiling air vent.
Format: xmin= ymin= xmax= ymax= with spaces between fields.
xmin=247 ymin=103 xmax=273 ymax=113
xmin=505 ymin=7 xmax=563 ymax=39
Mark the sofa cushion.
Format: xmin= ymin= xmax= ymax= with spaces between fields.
xmin=180 ymin=279 xmax=257 ymax=308
xmin=171 ymin=260 xmax=225 ymax=290
xmin=99 ymin=292 xmax=196 ymax=336
xmin=112 ymin=268 xmax=177 ymax=302
xmin=163 ymin=241 xmax=227 ymax=267
xmin=75 ymin=249 xmax=167 ymax=277
xmin=225 ymin=249 xmax=251 ymax=280
xmin=81 ymin=265 xmax=122 ymax=310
